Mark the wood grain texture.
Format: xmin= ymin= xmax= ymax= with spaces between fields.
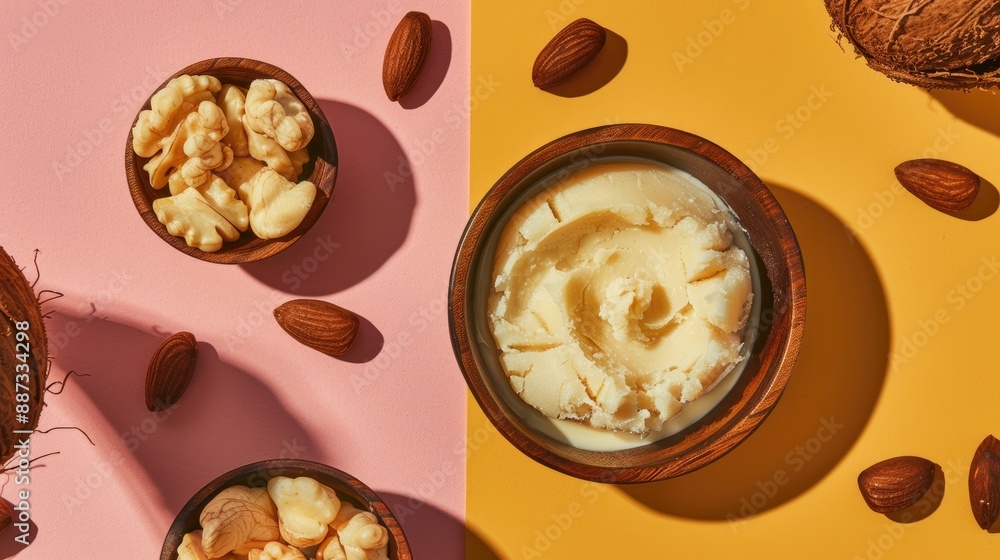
xmin=161 ymin=459 xmax=411 ymax=560
xmin=0 ymin=248 xmax=48 ymax=464
xmin=125 ymin=58 xmax=338 ymax=264
xmin=449 ymin=124 xmax=807 ymax=483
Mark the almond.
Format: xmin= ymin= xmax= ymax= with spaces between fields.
xmin=532 ymin=18 xmax=606 ymax=88
xmin=383 ymin=11 xmax=432 ymax=102
xmin=858 ymin=456 xmax=937 ymax=514
xmin=274 ymin=299 xmax=359 ymax=357
xmin=894 ymin=158 xmax=981 ymax=213
xmin=145 ymin=332 xmax=198 ymax=412
xmin=970 ymin=435 xmax=1000 ymax=530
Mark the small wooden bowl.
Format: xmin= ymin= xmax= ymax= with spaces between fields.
xmin=450 ymin=124 xmax=807 ymax=483
xmin=125 ymin=58 xmax=338 ymax=264
xmin=160 ymin=459 xmax=412 ymax=560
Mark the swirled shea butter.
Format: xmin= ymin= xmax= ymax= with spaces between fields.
xmin=488 ymin=161 xmax=754 ymax=442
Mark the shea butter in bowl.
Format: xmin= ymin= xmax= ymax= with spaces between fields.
xmin=450 ymin=124 xmax=805 ymax=483
xmin=126 ymin=58 xmax=337 ymax=264
xmin=161 ymin=459 xmax=411 ymax=560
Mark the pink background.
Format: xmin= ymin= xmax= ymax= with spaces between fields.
xmin=0 ymin=0 xmax=468 ymax=557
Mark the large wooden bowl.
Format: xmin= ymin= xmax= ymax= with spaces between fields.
xmin=125 ymin=58 xmax=338 ymax=264
xmin=160 ymin=459 xmax=411 ymax=560
xmin=450 ymin=124 xmax=807 ymax=483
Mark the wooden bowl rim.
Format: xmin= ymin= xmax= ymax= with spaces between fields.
xmin=449 ymin=123 xmax=807 ymax=483
xmin=125 ymin=57 xmax=338 ymax=264
xmin=160 ymin=458 xmax=412 ymax=560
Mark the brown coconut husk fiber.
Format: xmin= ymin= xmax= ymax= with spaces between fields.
xmin=0 ymin=248 xmax=48 ymax=465
xmin=827 ymin=0 xmax=1000 ymax=89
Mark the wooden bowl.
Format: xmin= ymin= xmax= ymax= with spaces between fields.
xmin=450 ymin=124 xmax=807 ymax=483
xmin=125 ymin=58 xmax=338 ymax=264
xmin=160 ymin=459 xmax=412 ymax=560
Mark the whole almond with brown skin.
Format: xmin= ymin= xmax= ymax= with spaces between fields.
xmin=894 ymin=158 xmax=981 ymax=213
xmin=857 ymin=456 xmax=937 ymax=514
xmin=383 ymin=11 xmax=432 ymax=102
xmin=145 ymin=332 xmax=198 ymax=412
xmin=970 ymin=435 xmax=1000 ymax=530
xmin=532 ymin=18 xmax=606 ymax=88
xmin=274 ymin=299 xmax=359 ymax=357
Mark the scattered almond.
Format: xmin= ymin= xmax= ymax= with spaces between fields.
xmin=145 ymin=332 xmax=199 ymax=412
xmin=532 ymin=18 xmax=607 ymax=88
xmin=894 ymin=158 xmax=981 ymax=213
xmin=383 ymin=11 xmax=433 ymax=102
xmin=858 ymin=456 xmax=937 ymax=514
xmin=970 ymin=435 xmax=1000 ymax=530
xmin=274 ymin=299 xmax=360 ymax=357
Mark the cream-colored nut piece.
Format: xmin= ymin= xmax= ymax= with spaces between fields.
xmin=335 ymin=509 xmax=390 ymax=560
xmin=132 ymin=74 xmax=221 ymax=158
xmin=180 ymin=130 xmax=235 ymax=189
xmin=245 ymin=167 xmax=317 ymax=240
xmin=218 ymin=156 xmax=266 ymax=203
xmin=153 ymin=188 xmax=241 ymax=252
xmin=317 ymin=533 xmax=349 ymax=560
xmin=167 ymin=172 xmax=248 ymax=236
xmin=199 ymin=486 xmax=281 ymax=558
xmin=178 ymin=531 xmax=210 ymax=560
xmin=247 ymin=542 xmax=306 ymax=560
xmin=489 ymin=162 xmax=753 ymax=436
xmin=217 ymin=84 xmax=250 ymax=157
xmin=267 ymin=476 xmax=340 ymax=548
xmin=198 ymin=486 xmax=281 ymax=558
xmin=244 ymin=115 xmax=296 ymax=179
xmin=144 ymin=100 xmax=230 ymax=189
xmin=244 ymin=79 xmax=315 ymax=152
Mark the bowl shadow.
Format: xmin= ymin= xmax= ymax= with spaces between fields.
xmin=381 ymin=492 xmax=498 ymax=560
xmin=241 ymin=100 xmax=416 ymax=295
xmin=47 ymin=310 xmax=319 ymax=515
xmin=399 ymin=20 xmax=452 ymax=110
xmin=618 ymin=185 xmax=889 ymax=521
xmin=541 ymin=29 xmax=627 ymax=97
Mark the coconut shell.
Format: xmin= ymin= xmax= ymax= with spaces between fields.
xmin=827 ymin=0 xmax=1000 ymax=89
xmin=0 ymin=248 xmax=48 ymax=465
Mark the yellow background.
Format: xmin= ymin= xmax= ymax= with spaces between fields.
xmin=468 ymin=0 xmax=1000 ymax=558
